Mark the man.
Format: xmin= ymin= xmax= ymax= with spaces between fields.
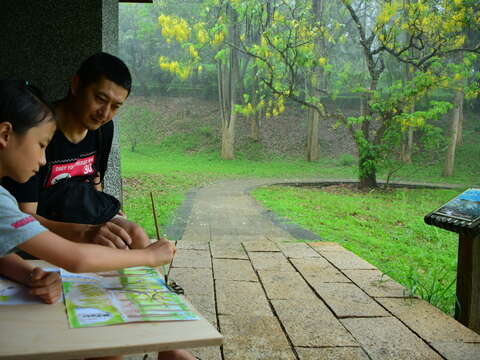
xmin=4 ymin=52 xmax=148 ymax=249
xmin=3 ymin=53 xmax=196 ymax=360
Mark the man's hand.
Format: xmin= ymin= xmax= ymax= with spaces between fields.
xmin=85 ymin=221 xmax=133 ymax=249
xmin=29 ymin=268 xmax=62 ymax=304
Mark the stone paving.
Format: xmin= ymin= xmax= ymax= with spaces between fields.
xmin=129 ymin=179 xmax=480 ymax=360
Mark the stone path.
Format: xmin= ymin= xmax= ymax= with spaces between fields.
xmin=133 ymin=179 xmax=480 ymax=360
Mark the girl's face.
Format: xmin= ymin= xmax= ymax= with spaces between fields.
xmin=0 ymin=118 xmax=56 ymax=183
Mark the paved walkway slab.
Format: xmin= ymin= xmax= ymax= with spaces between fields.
xmin=257 ymin=270 xmax=318 ymax=301
xmin=277 ymin=242 xmax=322 ymax=259
xmin=219 ymin=315 xmax=296 ymax=360
xmin=212 ymin=258 xmax=257 ymax=282
xmin=341 ymin=317 xmax=443 ymax=359
xmin=272 ymin=299 xmax=358 ymax=347
xmin=314 ymin=283 xmax=390 ymax=318
xmin=210 ymin=241 xmax=248 ymax=260
xmin=377 ymin=297 xmax=480 ymax=343
xmin=295 ymin=347 xmax=370 ymax=360
xmin=215 ymin=280 xmax=271 ymax=316
xmin=343 ymin=269 xmax=411 ymax=297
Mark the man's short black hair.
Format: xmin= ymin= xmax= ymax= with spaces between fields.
xmin=76 ymin=52 xmax=132 ymax=95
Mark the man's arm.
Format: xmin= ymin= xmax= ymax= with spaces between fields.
xmin=93 ymin=172 xmax=102 ymax=191
xmin=18 ymin=202 xmax=132 ymax=248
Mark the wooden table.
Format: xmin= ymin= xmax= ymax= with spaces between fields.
xmin=0 ymin=261 xmax=223 ymax=360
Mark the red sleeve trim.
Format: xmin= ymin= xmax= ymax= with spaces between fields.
xmin=11 ymin=216 xmax=35 ymax=229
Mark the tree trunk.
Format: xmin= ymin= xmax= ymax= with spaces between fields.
xmin=359 ymin=170 xmax=377 ymax=189
xmin=443 ymin=89 xmax=463 ymax=176
xmin=401 ymin=62 xmax=414 ymax=163
xmin=307 ymin=109 xmax=320 ymax=161
xmin=306 ymin=0 xmax=324 ymax=162
xmin=250 ymin=114 xmax=260 ymax=141
xmin=250 ymin=65 xmax=260 ymax=141
xmin=218 ymin=4 xmax=240 ymax=160
xmin=401 ymin=126 xmax=414 ymax=163
xmin=221 ymin=112 xmax=236 ymax=159
xmin=358 ymin=145 xmax=377 ymax=189
xmin=456 ymin=95 xmax=464 ymax=145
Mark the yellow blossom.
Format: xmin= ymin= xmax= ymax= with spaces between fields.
xmin=188 ymin=45 xmax=199 ymax=59
xmin=212 ymin=32 xmax=225 ymax=46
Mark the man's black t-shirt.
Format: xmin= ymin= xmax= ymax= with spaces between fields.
xmin=3 ymin=121 xmax=114 ymax=203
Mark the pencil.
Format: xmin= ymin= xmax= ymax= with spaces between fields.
xmin=150 ymin=192 xmax=168 ymax=282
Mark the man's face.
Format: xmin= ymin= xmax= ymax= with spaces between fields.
xmin=72 ymin=76 xmax=128 ymax=131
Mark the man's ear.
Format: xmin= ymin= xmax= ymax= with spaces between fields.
xmin=0 ymin=122 xmax=12 ymax=149
xmin=71 ymin=75 xmax=81 ymax=96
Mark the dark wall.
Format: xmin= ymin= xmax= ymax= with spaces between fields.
xmin=1 ymin=1 xmax=106 ymax=101
xmin=0 ymin=0 xmax=122 ymax=200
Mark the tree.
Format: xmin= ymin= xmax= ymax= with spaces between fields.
xmin=120 ymin=105 xmax=156 ymax=152
xmin=339 ymin=0 xmax=480 ymax=187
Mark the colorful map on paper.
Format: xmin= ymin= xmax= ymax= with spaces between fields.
xmin=61 ymin=266 xmax=199 ymax=328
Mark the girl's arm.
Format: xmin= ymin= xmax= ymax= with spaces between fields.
xmin=18 ymin=230 xmax=175 ymax=273
xmin=0 ymin=253 xmax=34 ymax=284
xmin=0 ymin=254 xmax=62 ymax=304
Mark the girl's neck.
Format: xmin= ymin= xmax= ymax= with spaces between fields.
xmin=54 ymin=99 xmax=88 ymax=144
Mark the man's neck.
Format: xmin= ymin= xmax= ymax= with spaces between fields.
xmin=55 ymin=98 xmax=89 ymax=144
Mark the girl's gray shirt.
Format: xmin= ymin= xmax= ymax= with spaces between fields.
xmin=0 ymin=185 xmax=47 ymax=256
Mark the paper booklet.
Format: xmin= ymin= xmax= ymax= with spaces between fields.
xmin=61 ymin=266 xmax=198 ymax=328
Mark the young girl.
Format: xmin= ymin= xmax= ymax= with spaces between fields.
xmin=0 ymin=79 xmax=176 ymax=300
xmin=0 ymin=79 xmax=197 ymax=360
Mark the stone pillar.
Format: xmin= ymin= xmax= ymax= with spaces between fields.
xmin=100 ymin=0 xmax=123 ymax=202
xmin=0 ymin=0 xmax=123 ymax=201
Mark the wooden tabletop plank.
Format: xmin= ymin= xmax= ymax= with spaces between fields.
xmin=0 ymin=262 xmax=222 ymax=359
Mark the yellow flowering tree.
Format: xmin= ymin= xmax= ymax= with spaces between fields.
xmin=339 ymin=0 xmax=479 ymax=188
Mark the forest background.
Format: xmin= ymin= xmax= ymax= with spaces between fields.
xmin=117 ymin=0 xmax=480 ymax=316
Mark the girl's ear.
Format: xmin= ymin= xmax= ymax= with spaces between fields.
xmin=0 ymin=122 xmax=13 ymax=149
xmin=71 ymin=75 xmax=80 ymax=97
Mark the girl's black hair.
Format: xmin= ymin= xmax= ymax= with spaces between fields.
xmin=0 ymin=79 xmax=55 ymax=135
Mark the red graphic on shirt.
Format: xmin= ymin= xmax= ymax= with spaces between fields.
xmin=11 ymin=216 xmax=35 ymax=229
xmin=46 ymin=155 xmax=96 ymax=187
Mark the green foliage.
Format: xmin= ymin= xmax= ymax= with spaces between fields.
xmin=354 ymin=130 xmax=378 ymax=183
xmin=339 ymin=153 xmax=356 ymax=167
xmin=404 ymin=265 xmax=457 ymax=313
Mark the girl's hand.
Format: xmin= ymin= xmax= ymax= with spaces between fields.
xmin=28 ymin=267 xmax=62 ymax=304
xmin=146 ymin=239 xmax=176 ymax=267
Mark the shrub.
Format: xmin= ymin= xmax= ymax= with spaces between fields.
xmin=339 ymin=153 xmax=356 ymax=166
